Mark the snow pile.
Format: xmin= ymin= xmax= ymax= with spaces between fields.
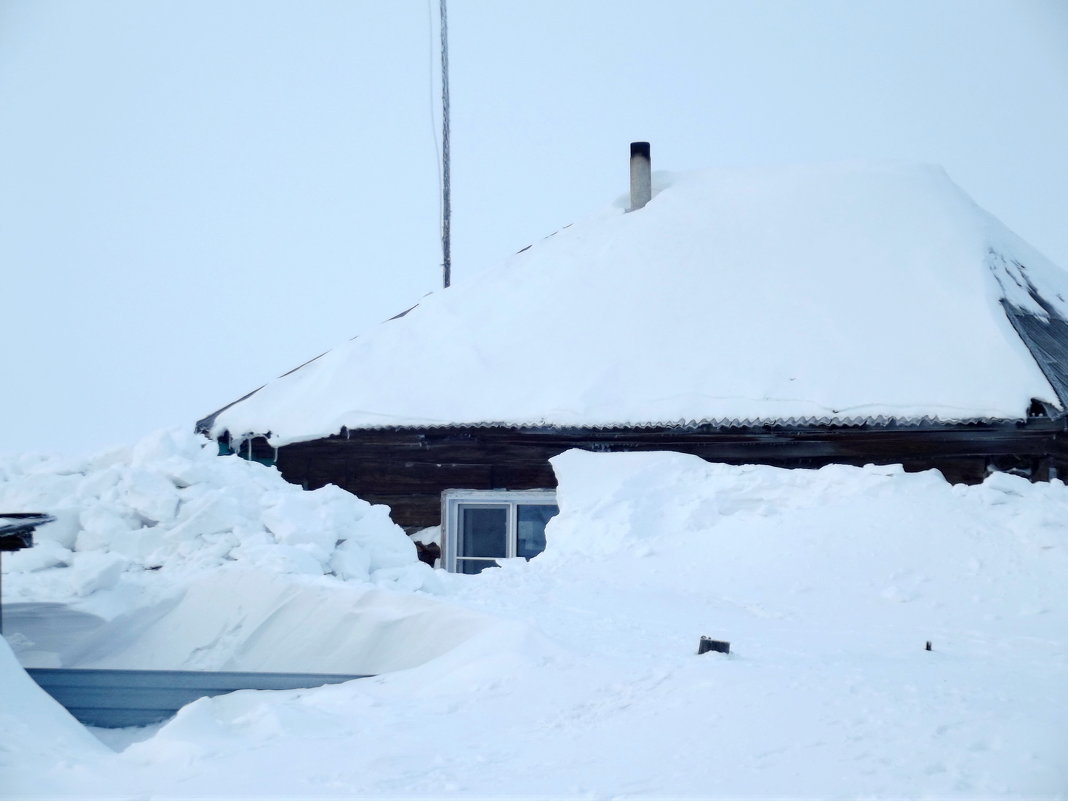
xmin=0 ymin=429 xmax=454 ymax=671
xmin=208 ymin=162 xmax=1068 ymax=445
xmin=0 ymin=428 xmax=429 ymax=586
xmin=542 ymin=450 xmax=1068 ymax=641
xmin=5 ymin=449 xmax=1066 ymax=796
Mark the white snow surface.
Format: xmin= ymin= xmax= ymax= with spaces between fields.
xmin=209 ymin=162 xmax=1068 ymax=446
xmin=0 ymin=429 xmax=445 ymax=672
xmin=2 ymin=432 xmax=1067 ymax=797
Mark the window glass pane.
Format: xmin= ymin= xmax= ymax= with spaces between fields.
xmin=516 ymin=504 xmax=557 ymax=559
xmin=459 ymin=506 xmax=508 ymax=558
xmin=456 ymin=558 xmax=498 ymax=575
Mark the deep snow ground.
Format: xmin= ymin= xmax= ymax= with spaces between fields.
xmin=1 ymin=436 xmax=1066 ymax=797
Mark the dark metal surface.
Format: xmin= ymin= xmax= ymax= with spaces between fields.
xmin=988 ymin=251 xmax=1068 ymax=410
xmin=0 ymin=529 xmax=33 ymax=551
xmin=27 ymin=668 xmax=372 ymax=729
xmin=1002 ymin=298 xmax=1068 ymax=410
xmin=0 ymin=513 xmax=54 ymax=551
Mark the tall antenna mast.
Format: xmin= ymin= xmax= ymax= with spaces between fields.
xmin=440 ymin=0 xmax=452 ymax=289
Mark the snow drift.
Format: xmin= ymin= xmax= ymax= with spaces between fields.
xmin=3 ymin=441 xmax=1066 ymax=796
xmin=0 ymin=637 xmax=110 ymax=794
xmin=0 ymin=429 xmax=464 ymax=674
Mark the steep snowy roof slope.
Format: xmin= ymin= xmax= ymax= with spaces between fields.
xmin=206 ymin=162 xmax=1068 ymax=446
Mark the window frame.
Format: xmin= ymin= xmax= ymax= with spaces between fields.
xmin=441 ymin=489 xmax=558 ymax=574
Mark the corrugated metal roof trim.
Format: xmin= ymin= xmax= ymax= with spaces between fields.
xmin=220 ymin=413 xmax=1037 ymax=443
xmin=342 ymin=414 xmax=1023 ymax=431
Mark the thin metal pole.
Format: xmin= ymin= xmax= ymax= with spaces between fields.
xmin=440 ymin=0 xmax=451 ymax=288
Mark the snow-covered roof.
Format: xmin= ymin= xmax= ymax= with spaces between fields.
xmin=203 ymin=162 xmax=1068 ymax=447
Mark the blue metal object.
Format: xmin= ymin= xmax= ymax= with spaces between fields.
xmin=27 ymin=668 xmax=371 ymax=728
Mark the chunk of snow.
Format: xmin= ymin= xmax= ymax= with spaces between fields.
xmin=0 ymin=428 xmax=436 ymax=608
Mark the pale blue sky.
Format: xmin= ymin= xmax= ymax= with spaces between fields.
xmin=2 ymin=0 xmax=1067 ymax=455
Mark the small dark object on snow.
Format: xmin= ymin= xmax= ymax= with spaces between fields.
xmin=925 ymin=641 xmax=932 ymax=651
xmin=698 ymin=636 xmax=730 ymax=655
xmin=0 ymin=513 xmax=54 ymax=551
xmin=415 ymin=541 xmax=441 ymax=567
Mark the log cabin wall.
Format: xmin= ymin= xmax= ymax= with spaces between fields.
xmin=269 ymin=420 xmax=1068 ymax=531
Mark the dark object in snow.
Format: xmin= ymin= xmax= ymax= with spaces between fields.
xmin=629 ymin=141 xmax=652 ymax=211
xmin=926 ymin=640 xmax=932 ymax=651
xmin=415 ymin=540 xmax=441 ymax=567
xmin=0 ymin=513 xmax=54 ymax=551
xmin=698 ymin=636 xmax=730 ymax=655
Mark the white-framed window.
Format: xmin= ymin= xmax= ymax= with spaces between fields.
xmin=441 ymin=489 xmax=559 ymax=574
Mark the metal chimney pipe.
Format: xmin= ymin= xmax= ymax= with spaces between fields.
xmin=629 ymin=141 xmax=652 ymax=211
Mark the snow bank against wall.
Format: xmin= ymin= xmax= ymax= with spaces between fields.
xmin=542 ymin=450 xmax=1068 ymax=642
